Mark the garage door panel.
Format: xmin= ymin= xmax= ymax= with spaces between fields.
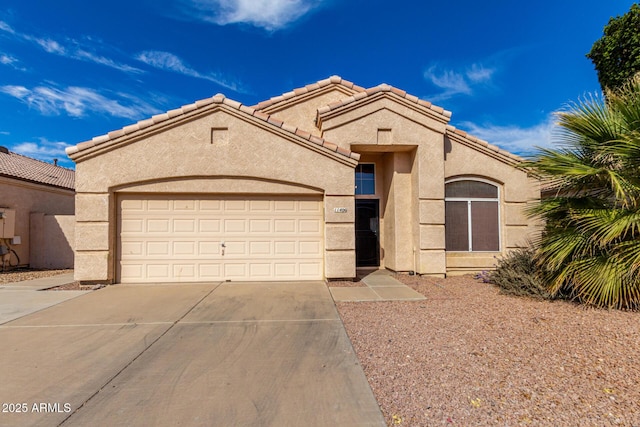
xmin=224 ymin=219 xmax=246 ymax=233
xmin=300 ymin=241 xmax=322 ymax=255
xmin=199 ymin=264 xmax=222 ymax=279
xmin=173 ymin=219 xmax=196 ymax=232
xmin=274 ymin=219 xmax=296 ymax=233
xmin=121 ymin=219 xmax=144 ymax=233
xmin=147 ymin=241 xmax=170 ymax=256
xmin=121 ymin=241 xmax=143 ymax=256
xmin=146 ymin=264 xmax=169 ymax=278
xmin=199 ymin=241 xmax=221 ymax=255
xmin=198 ymin=219 xmax=221 ymax=232
xmin=148 ymin=200 xmax=171 ymax=211
xmin=118 ymin=195 xmax=323 ymax=282
xmin=299 ymin=219 xmax=321 ymax=233
xmin=249 ymin=219 xmax=271 ymax=232
xmin=249 ymin=241 xmax=271 ymax=255
xmin=173 ymin=241 xmax=195 ymax=255
xmin=147 ymin=219 xmax=170 ymax=233
xmin=300 ymin=263 xmax=322 ymax=277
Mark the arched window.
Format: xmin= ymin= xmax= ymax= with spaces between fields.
xmin=445 ymin=179 xmax=500 ymax=252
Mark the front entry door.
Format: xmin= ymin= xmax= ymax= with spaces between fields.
xmin=355 ymin=200 xmax=380 ymax=267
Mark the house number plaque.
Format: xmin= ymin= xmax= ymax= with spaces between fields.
xmin=333 ymin=207 xmax=348 ymax=213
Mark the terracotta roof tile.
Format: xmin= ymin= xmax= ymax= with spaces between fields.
xmin=267 ymin=116 xmax=284 ymax=127
xmin=445 ymin=125 xmax=523 ymax=165
xmin=281 ymin=123 xmax=298 ymax=134
xmin=315 ymin=82 xmax=453 ymax=121
xmin=309 ymin=135 xmax=324 ymax=145
xmin=0 ymin=148 xmax=74 ymax=190
xmin=66 ymin=93 xmax=359 ymax=163
xmin=222 ymin=98 xmax=242 ymax=109
xmin=322 ymin=141 xmax=338 ymax=152
xmin=253 ymin=110 xmax=270 ymax=121
xmin=295 ymin=129 xmax=312 ymax=140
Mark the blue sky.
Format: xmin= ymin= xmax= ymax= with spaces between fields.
xmin=0 ymin=0 xmax=636 ymax=169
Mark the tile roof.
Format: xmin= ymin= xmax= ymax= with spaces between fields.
xmin=253 ymin=75 xmax=365 ymax=111
xmin=445 ymin=125 xmax=524 ymax=166
xmin=0 ymin=148 xmax=75 ymax=190
xmin=66 ymin=94 xmax=360 ymax=162
xmin=315 ymin=82 xmax=453 ymax=122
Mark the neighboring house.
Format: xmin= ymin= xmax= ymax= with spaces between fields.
xmin=0 ymin=147 xmax=75 ymax=269
xmin=66 ymin=76 xmax=540 ymax=284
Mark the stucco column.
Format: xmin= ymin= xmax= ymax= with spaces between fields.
xmin=74 ymin=192 xmax=112 ymax=282
xmin=324 ymin=195 xmax=356 ymax=279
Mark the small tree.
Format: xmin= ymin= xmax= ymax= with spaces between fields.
xmin=587 ymin=4 xmax=640 ymax=92
xmin=522 ymin=75 xmax=640 ymax=310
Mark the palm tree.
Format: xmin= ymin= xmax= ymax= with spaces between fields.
xmin=523 ymin=74 xmax=640 ymax=310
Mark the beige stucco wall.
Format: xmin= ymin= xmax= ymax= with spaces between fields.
xmin=0 ymin=176 xmax=74 ymax=267
xmin=29 ymin=213 xmax=74 ymax=269
xmin=320 ymin=95 xmax=449 ymax=276
xmin=73 ymin=107 xmax=357 ymax=283
xmin=261 ymin=87 xmax=357 ymax=137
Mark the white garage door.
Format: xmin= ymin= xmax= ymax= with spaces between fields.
xmin=117 ymin=195 xmax=324 ymax=283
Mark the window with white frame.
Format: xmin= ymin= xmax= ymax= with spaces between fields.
xmin=355 ymin=164 xmax=375 ymax=195
xmin=445 ymin=179 xmax=500 ymax=251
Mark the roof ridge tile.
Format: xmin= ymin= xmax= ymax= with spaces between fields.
xmin=316 ymin=82 xmax=453 ymax=120
xmin=253 ymin=76 xmax=365 ymax=111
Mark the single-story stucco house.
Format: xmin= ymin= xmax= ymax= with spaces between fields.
xmin=66 ymin=76 xmax=540 ymax=284
xmin=0 ymin=147 xmax=75 ymax=269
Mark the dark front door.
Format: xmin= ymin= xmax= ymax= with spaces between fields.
xmin=355 ymin=199 xmax=380 ymax=267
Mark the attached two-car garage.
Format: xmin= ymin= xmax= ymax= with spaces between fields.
xmin=117 ymin=194 xmax=324 ymax=283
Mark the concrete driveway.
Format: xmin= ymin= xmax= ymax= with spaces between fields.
xmin=0 ymin=281 xmax=385 ymax=427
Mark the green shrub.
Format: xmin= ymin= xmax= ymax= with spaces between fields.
xmin=485 ymin=247 xmax=559 ymax=300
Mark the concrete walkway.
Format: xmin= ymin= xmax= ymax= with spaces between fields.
xmin=329 ymin=269 xmax=426 ymax=302
xmin=0 ymin=273 xmax=90 ymax=324
xmin=0 ymin=281 xmax=385 ymax=427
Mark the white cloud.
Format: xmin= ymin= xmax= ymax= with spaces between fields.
xmin=0 ymin=20 xmax=142 ymax=73
xmin=33 ymin=37 xmax=66 ymax=54
xmin=0 ymin=20 xmax=16 ymax=34
xmin=424 ymin=63 xmax=496 ymax=102
xmin=11 ymin=138 xmax=75 ymax=167
xmin=0 ymin=53 xmax=24 ymax=71
xmin=75 ymin=49 xmax=143 ymax=73
xmin=0 ymin=54 xmax=16 ymax=64
xmin=0 ymin=84 xmax=160 ymax=119
xmin=12 ymin=139 xmax=70 ymax=158
xmin=181 ymin=0 xmax=323 ymax=31
xmin=136 ymin=50 xmax=243 ymax=92
xmin=458 ymin=115 xmax=558 ymax=157
xmin=466 ymin=64 xmax=494 ymax=83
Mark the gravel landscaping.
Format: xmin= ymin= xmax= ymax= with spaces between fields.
xmin=0 ymin=268 xmax=72 ymax=284
xmin=336 ymin=274 xmax=640 ymax=426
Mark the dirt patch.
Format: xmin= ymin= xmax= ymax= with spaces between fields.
xmin=337 ymin=274 xmax=640 ymax=426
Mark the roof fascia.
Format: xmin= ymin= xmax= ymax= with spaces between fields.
xmin=67 ymin=96 xmax=359 ymax=166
